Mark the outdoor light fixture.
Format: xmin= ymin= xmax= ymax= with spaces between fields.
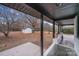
xmin=55 ymin=3 xmax=64 ymax=7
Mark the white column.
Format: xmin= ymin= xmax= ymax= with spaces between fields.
xmin=74 ymin=16 xmax=79 ymax=55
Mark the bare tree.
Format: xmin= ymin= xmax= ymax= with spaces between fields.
xmin=0 ymin=7 xmax=15 ymax=37
xmin=0 ymin=7 xmax=24 ymax=37
xmin=22 ymin=15 xmax=40 ymax=33
xmin=0 ymin=6 xmax=41 ymax=38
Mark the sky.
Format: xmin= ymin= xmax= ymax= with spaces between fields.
xmin=0 ymin=4 xmax=25 ymax=21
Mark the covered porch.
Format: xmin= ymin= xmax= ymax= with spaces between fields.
xmin=0 ymin=3 xmax=79 ymax=56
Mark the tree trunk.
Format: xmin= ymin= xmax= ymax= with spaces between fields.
xmin=32 ymin=29 xmax=35 ymax=33
xmin=4 ymin=32 xmax=9 ymax=38
xmin=32 ymin=28 xmax=36 ymax=33
xmin=48 ymin=31 xmax=50 ymax=34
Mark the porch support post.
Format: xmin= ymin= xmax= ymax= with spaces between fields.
xmin=60 ymin=25 xmax=63 ymax=44
xmin=58 ymin=24 xmax=60 ymax=34
xmin=40 ymin=14 xmax=44 ymax=56
xmin=60 ymin=25 xmax=62 ymax=33
xmin=53 ymin=21 xmax=55 ymax=38
xmin=74 ymin=15 xmax=79 ymax=55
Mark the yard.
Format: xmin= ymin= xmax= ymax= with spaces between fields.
xmin=0 ymin=31 xmax=53 ymax=52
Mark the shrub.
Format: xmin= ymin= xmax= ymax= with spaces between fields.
xmin=63 ymin=27 xmax=74 ymax=34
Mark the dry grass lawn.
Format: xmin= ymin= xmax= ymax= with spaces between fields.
xmin=0 ymin=31 xmax=53 ymax=52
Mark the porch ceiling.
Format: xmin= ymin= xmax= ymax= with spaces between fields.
xmin=1 ymin=3 xmax=77 ymax=25
xmin=57 ymin=18 xmax=74 ymax=26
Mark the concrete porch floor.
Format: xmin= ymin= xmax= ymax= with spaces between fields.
xmin=0 ymin=42 xmax=41 ymax=56
xmin=44 ymin=34 xmax=77 ymax=56
xmin=62 ymin=34 xmax=74 ymax=48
